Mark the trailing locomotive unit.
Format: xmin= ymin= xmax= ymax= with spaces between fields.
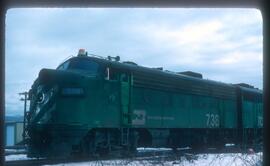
xmin=25 ymin=49 xmax=263 ymax=157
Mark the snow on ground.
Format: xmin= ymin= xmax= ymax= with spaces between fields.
xmin=5 ymin=147 xmax=262 ymax=165
xmin=5 ymin=154 xmax=30 ymax=161
xmin=5 ymin=149 xmax=26 ymax=153
xmin=43 ymin=152 xmax=262 ymax=166
xmin=137 ymin=147 xmax=173 ymax=152
xmin=5 ymin=148 xmax=32 ymax=161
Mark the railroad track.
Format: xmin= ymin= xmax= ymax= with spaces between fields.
xmin=5 ymin=146 xmax=262 ymax=166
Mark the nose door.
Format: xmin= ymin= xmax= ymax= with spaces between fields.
xmin=120 ymin=73 xmax=131 ymax=126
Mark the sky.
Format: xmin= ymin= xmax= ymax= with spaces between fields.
xmin=5 ymin=8 xmax=262 ymax=116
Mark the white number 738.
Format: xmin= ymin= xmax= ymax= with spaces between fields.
xmin=206 ymin=113 xmax=219 ymax=127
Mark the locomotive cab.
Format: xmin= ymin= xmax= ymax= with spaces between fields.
xmin=26 ymin=51 xmax=114 ymax=156
xmin=57 ymin=57 xmax=100 ymax=76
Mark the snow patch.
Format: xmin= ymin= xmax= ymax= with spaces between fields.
xmin=42 ymin=152 xmax=263 ymax=166
xmin=5 ymin=154 xmax=30 ymax=161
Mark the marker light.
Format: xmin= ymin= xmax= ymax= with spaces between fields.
xmin=78 ymin=49 xmax=87 ymax=56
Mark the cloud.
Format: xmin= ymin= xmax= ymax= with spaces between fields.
xmin=136 ymin=20 xmax=223 ymax=46
xmin=212 ymin=51 xmax=262 ymax=65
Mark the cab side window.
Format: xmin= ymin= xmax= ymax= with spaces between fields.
xmin=57 ymin=61 xmax=70 ymax=70
xmin=104 ymin=67 xmax=129 ymax=82
xmin=104 ymin=67 xmax=119 ymax=81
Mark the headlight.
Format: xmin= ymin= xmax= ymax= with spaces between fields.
xmin=37 ymin=93 xmax=45 ymax=104
xmin=36 ymin=86 xmax=56 ymax=106
xmin=61 ymin=87 xmax=84 ymax=96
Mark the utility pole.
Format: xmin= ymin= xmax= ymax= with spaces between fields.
xmin=19 ymin=92 xmax=28 ymax=141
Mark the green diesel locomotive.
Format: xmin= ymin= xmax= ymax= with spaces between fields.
xmin=25 ymin=49 xmax=263 ymax=157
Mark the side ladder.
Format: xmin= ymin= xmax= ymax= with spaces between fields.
xmin=121 ymin=128 xmax=129 ymax=146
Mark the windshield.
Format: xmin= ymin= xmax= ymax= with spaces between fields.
xmin=57 ymin=58 xmax=99 ymax=74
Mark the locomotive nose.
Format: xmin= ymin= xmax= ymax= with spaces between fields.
xmin=38 ymin=68 xmax=85 ymax=85
xmin=38 ymin=68 xmax=59 ymax=85
xmin=29 ymin=83 xmax=58 ymax=123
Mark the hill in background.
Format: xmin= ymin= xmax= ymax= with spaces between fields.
xmin=5 ymin=115 xmax=23 ymax=122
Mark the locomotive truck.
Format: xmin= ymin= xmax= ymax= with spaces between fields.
xmin=24 ymin=49 xmax=263 ymax=157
